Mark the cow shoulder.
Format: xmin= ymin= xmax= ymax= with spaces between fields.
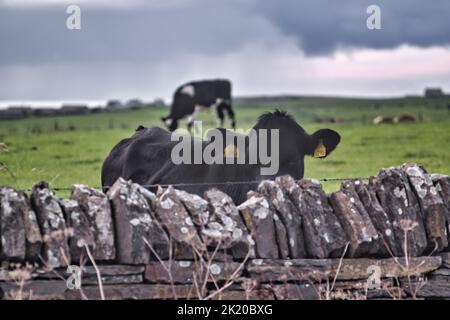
xmin=123 ymin=127 xmax=173 ymax=163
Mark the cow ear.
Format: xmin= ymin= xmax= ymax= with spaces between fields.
xmin=311 ymin=129 xmax=340 ymax=158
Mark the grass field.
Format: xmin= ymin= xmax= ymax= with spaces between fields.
xmin=1 ymin=96 xmax=450 ymax=196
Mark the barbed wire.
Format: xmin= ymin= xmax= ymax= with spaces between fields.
xmin=19 ymin=176 xmax=371 ymax=192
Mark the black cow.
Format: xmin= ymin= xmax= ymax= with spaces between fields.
xmin=161 ymin=79 xmax=235 ymax=132
xmin=102 ymin=110 xmax=340 ymax=204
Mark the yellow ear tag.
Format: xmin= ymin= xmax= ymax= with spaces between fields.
xmin=224 ymin=144 xmax=239 ymax=158
xmin=314 ymin=140 xmax=327 ymax=158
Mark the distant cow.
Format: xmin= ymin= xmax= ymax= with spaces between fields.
xmin=373 ymin=116 xmax=394 ymax=124
xmin=102 ymin=110 xmax=340 ymax=204
xmin=161 ymin=79 xmax=236 ymax=132
xmin=394 ymin=114 xmax=417 ymax=123
xmin=373 ymin=114 xmax=417 ymax=124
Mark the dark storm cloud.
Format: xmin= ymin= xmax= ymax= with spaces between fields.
xmin=257 ymin=0 xmax=450 ymax=55
xmin=0 ymin=1 xmax=269 ymax=66
xmin=1 ymin=0 xmax=450 ymax=66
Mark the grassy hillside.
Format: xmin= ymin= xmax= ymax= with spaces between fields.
xmin=1 ymin=96 xmax=449 ymax=196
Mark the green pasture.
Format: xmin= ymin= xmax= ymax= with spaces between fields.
xmin=1 ymin=96 xmax=449 ymax=196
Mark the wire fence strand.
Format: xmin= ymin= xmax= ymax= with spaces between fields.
xmin=19 ymin=176 xmax=371 ymax=192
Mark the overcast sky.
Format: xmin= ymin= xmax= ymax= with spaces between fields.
xmin=1 ymin=0 xmax=450 ymax=104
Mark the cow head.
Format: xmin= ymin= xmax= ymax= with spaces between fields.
xmin=250 ymin=110 xmax=341 ymax=179
xmin=161 ymin=116 xmax=178 ymax=132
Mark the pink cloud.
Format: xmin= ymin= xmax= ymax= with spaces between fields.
xmin=311 ymin=45 xmax=450 ymax=80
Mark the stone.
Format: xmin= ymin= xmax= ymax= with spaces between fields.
xmin=259 ymin=178 xmax=307 ymax=258
xmin=155 ymin=186 xmax=204 ymax=259
xmin=272 ymin=213 xmax=290 ymax=259
xmin=65 ymin=284 xmax=194 ymax=300
xmin=204 ymin=188 xmax=252 ymax=259
xmin=59 ymin=199 xmax=95 ymax=263
xmin=273 ymin=213 xmax=289 ymax=259
xmin=256 ymin=182 xmax=290 ymax=259
xmin=205 ymin=249 xmax=234 ymax=262
xmin=323 ymin=278 xmax=407 ymax=299
xmin=280 ymin=178 xmax=347 ymax=258
xmin=175 ymin=189 xmax=209 ymax=226
xmin=71 ymin=184 xmax=115 ymax=261
xmin=401 ymin=275 xmax=450 ymax=298
xmin=371 ymin=168 xmax=428 ymax=257
xmin=327 ymin=277 xmax=389 ymax=290
xmin=36 ymin=265 xmax=145 ymax=279
xmin=401 ymin=164 xmax=448 ymax=252
xmin=247 ymin=256 xmax=441 ymax=283
xmin=108 ymin=178 xmax=170 ymax=264
xmin=430 ymin=268 xmax=450 ymax=277
xmin=0 ymin=265 xmax=34 ymax=282
xmin=0 ymin=187 xmax=41 ymax=262
xmin=330 ymin=181 xmax=381 ymax=257
xmin=175 ymin=189 xmax=238 ymax=260
xmin=275 ymin=177 xmax=308 ymax=258
xmin=144 ymin=260 xmax=243 ymax=284
xmin=238 ymin=193 xmax=278 ymax=259
xmin=199 ymin=221 xmax=228 ymax=249
xmin=0 ymin=280 xmax=67 ymax=300
xmin=353 ymin=180 xmax=399 ymax=257
xmin=431 ymin=174 xmax=450 ymax=240
xmin=30 ymin=182 xmax=70 ymax=268
xmin=0 ymin=187 xmax=26 ymax=261
xmin=0 ymin=270 xmax=9 ymax=281
xmin=34 ymin=268 xmax=144 ymax=286
xmin=210 ymin=290 xmax=273 ymax=300
xmin=441 ymin=252 xmax=450 ymax=268
xmin=80 ymin=265 xmax=144 ymax=277
xmin=144 ymin=260 xmax=196 ymax=284
xmin=264 ymin=283 xmax=319 ymax=300
xmin=30 ymin=265 xmax=143 ymax=288
xmin=81 ymin=274 xmax=143 ymax=285
xmin=432 ymin=174 xmax=450 ymax=210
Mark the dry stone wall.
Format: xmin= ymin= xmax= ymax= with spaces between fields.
xmin=0 ymin=163 xmax=450 ymax=299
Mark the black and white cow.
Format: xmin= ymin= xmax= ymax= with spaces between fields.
xmin=102 ymin=110 xmax=340 ymax=204
xmin=161 ymin=79 xmax=235 ymax=132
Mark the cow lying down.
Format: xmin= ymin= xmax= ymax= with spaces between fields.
xmin=102 ymin=110 xmax=341 ymax=204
